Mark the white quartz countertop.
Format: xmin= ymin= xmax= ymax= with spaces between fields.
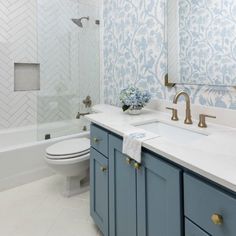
xmin=87 ymin=104 xmax=236 ymax=193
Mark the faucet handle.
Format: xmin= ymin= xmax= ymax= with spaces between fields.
xmin=166 ymin=107 xmax=179 ymax=121
xmin=198 ymin=114 xmax=216 ymax=128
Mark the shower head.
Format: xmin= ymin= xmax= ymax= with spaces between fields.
xmin=71 ymin=17 xmax=89 ymax=28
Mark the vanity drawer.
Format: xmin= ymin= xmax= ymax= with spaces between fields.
xmin=185 ymin=218 xmax=210 ymax=236
xmin=184 ymin=173 xmax=236 ymax=236
xmin=91 ymin=124 xmax=108 ymax=156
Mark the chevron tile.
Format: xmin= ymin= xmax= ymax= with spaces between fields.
xmin=0 ymin=0 xmax=100 ymax=131
xmin=0 ymin=0 xmax=38 ymax=129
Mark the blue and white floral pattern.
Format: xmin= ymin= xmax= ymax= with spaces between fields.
xmin=179 ymin=0 xmax=236 ymax=85
xmin=103 ymin=0 xmax=236 ymax=110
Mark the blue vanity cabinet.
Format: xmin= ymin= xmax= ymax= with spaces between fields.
xmin=184 ymin=173 xmax=236 ymax=236
xmin=109 ymin=134 xmax=137 ymax=236
xmin=137 ymin=151 xmax=182 ymax=236
xmin=91 ymin=124 xmax=236 ymax=236
xmin=90 ymin=147 xmax=109 ymax=236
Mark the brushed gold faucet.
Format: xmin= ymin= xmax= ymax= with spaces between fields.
xmin=173 ymin=91 xmax=193 ymax=124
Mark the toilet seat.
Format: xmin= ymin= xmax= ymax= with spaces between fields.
xmin=46 ymin=138 xmax=90 ymax=160
xmin=46 ymin=150 xmax=90 ymax=160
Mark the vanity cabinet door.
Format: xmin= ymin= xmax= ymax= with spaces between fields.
xmin=109 ymin=134 xmax=137 ymax=236
xmin=137 ymin=151 xmax=182 ymax=236
xmin=90 ymin=148 xmax=109 ymax=236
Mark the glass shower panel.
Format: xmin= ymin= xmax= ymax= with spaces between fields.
xmin=37 ymin=0 xmax=100 ymax=140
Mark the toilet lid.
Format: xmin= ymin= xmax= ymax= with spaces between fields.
xmin=46 ymin=138 xmax=90 ymax=156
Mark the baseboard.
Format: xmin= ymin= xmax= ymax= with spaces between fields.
xmin=0 ymin=167 xmax=55 ymax=192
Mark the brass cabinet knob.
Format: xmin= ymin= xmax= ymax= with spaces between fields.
xmin=133 ymin=162 xmax=141 ymax=170
xmin=100 ymin=166 xmax=107 ymax=172
xmin=126 ymin=157 xmax=132 ymax=165
xmin=211 ymin=213 xmax=223 ymax=225
xmin=93 ymin=137 xmax=100 ymax=143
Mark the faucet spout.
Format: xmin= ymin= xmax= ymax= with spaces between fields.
xmin=173 ymin=91 xmax=193 ymax=124
xmin=76 ymin=112 xmax=90 ymax=119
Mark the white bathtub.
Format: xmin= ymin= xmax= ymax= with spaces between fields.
xmin=0 ymin=119 xmax=90 ymax=191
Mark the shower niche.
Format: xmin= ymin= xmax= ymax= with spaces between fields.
xmin=14 ymin=63 xmax=40 ymax=91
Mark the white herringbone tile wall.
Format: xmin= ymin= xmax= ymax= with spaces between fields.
xmin=0 ymin=0 xmax=101 ymax=130
xmin=0 ymin=0 xmax=38 ymax=129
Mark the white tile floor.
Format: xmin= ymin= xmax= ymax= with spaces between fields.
xmin=0 ymin=175 xmax=102 ymax=236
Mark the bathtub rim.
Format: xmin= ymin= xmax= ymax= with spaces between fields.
xmin=0 ymin=131 xmax=90 ymax=153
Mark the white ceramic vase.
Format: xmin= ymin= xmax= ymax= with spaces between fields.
xmin=128 ymin=107 xmax=142 ymax=115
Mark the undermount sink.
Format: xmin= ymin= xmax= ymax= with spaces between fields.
xmin=136 ymin=121 xmax=208 ymax=145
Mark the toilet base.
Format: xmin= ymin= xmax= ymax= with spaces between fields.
xmin=63 ymin=174 xmax=90 ymax=197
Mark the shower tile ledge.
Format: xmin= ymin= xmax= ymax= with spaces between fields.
xmin=87 ymin=104 xmax=236 ymax=193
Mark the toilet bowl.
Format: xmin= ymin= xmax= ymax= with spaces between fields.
xmin=45 ymin=138 xmax=90 ymax=197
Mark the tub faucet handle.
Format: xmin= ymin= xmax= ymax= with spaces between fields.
xmin=83 ymin=96 xmax=92 ymax=108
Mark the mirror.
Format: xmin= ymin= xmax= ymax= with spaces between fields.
xmin=168 ymin=0 xmax=236 ymax=86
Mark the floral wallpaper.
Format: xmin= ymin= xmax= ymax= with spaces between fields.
xmin=103 ymin=0 xmax=236 ymax=110
xmin=179 ymin=0 xmax=236 ymax=85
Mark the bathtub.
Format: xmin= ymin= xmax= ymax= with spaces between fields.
xmin=0 ymin=119 xmax=90 ymax=191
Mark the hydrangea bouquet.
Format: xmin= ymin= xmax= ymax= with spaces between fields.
xmin=120 ymin=87 xmax=151 ymax=114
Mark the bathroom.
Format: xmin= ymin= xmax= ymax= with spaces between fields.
xmin=0 ymin=0 xmax=236 ymax=235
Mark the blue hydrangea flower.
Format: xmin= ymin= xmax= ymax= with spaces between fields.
xmin=120 ymin=87 xmax=151 ymax=111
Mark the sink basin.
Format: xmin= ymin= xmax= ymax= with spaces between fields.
xmin=136 ymin=122 xmax=207 ymax=145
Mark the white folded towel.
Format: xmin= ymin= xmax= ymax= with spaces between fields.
xmin=123 ymin=129 xmax=159 ymax=163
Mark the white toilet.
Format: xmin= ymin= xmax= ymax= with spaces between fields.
xmin=45 ymin=138 xmax=90 ymax=197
